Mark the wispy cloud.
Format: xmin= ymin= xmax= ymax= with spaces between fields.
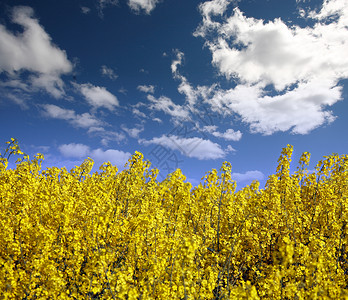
xmin=121 ymin=124 xmax=144 ymax=138
xmin=101 ymin=65 xmax=118 ymax=80
xmin=81 ymin=6 xmax=91 ymax=14
xmin=140 ymin=135 xmax=226 ymax=160
xmin=41 ymin=104 xmax=103 ymax=129
xmin=97 ymin=0 xmax=118 ymax=17
xmin=147 ymin=95 xmax=190 ymax=122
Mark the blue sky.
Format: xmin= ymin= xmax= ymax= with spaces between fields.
xmin=1 ymin=0 xmax=348 ymax=189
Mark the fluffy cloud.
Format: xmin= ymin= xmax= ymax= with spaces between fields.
xmin=140 ymin=135 xmax=226 ymax=160
xmin=308 ymin=0 xmax=348 ymax=21
xmin=213 ymin=129 xmax=242 ymax=141
xmin=191 ymin=0 xmax=348 ymax=135
xmin=203 ymin=126 xmax=242 ymax=141
xmin=0 ymin=6 xmax=72 ymax=98
xmin=137 ymin=85 xmax=155 ymax=94
xmin=101 ymin=65 xmax=118 ymax=80
xmin=74 ymin=83 xmax=119 ymax=111
xmin=59 ymin=142 xmax=131 ymax=167
xmin=42 ymin=104 xmax=103 ymax=129
xmin=195 ymin=3 xmax=348 ymax=90
xmin=147 ymin=95 xmax=190 ymax=121
xmin=208 ymin=80 xmax=341 ymax=135
xmin=128 ymin=0 xmax=162 ymax=14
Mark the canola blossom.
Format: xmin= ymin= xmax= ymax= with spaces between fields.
xmin=1 ymin=138 xmax=348 ymax=299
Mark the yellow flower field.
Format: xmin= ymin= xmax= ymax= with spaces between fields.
xmin=1 ymin=138 xmax=348 ymax=299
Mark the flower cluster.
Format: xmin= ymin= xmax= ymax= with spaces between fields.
xmin=1 ymin=139 xmax=348 ymax=299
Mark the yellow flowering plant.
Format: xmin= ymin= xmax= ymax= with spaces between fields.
xmin=1 ymin=139 xmax=348 ymax=299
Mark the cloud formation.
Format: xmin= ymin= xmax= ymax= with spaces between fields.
xmin=59 ymin=142 xmax=131 ymax=167
xmin=147 ymin=95 xmax=190 ymax=122
xmin=140 ymin=135 xmax=226 ymax=160
xmin=42 ymin=104 xmax=103 ymax=129
xmin=137 ymin=85 xmax=155 ymax=94
xmin=203 ymin=125 xmax=242 ymax=141
xmin=0 ymin=6 xmax=73 ymax=98
xmin=74 ymin=83 xmax=119 ymax=111
xmin=196 ymin=3 xmax=348 ymax=90
xmin=128 ymin=0 xmax=162 ymax=14
xmin=191 ymin=0 xmax=348 ymax=135
xmin=121 ymin=124 xmax=144 ymax=138
xmin=101 ymin=65 xmax=118 ymax=80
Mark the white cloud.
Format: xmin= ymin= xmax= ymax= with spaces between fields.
xmin=194 ymin=0 xmax=230 ymax=38
xmin=152 ymin=117 xmax=162 ymax=123
xmin=137 ymin=84 xmax=155 ymax=94
xmin=87 ymin=126 xmax=105 ymax=134
xmin=121 ymin=124 xmax=144 ymax=138
xmin=212 ymin=129 xmax=242 ymax=141
xmin=98 ymin=131 xmax=126 ymax=146
xmin=171 ymin=50 xmax=197 ymax=107
xmin=74 ymin=83 xmax=119 ymax=111
xmin=191 ymin=0 xmax=348 ymax=135
xmin=101 ymin=65 xmax=118 ymax=80
xmin=59 ymin=142 xmax=131 ymax=167
xmin=118 ymin=87 xmax=127 ymax=95
xmin=226 ymin=145 xmax=236 ymax=152
xmin=2 ymin=93 xmax=29 ymax=109
xmin=171 ymin=50 xmax=185 ymax=76
xmin=171 ymin=50 xmax=217 ymax=108
xmin=42 ymin=105 xmax=126 ymax=147
xmin=132 ymin=108 xmax=147 ymax=118
xmin=74 ymin=113 xmax=104 ymax=128
xmin=42 ymin=104 xmax=75 ymax=120
xmin=0 ymin=6 xmax=72 ymax=98
xmin=128 ymin=0 xmax=162 ymax=14
xmin=147 ymin=94 xmax=190 ymax=121
xmin=231 ymin=170 xmax=264 ymax=183
xmin=203 ymin=125 xmax=218 ymax=133
xmin=29 ymin=74 xmax=66 ymax=99
xmin=208 ymin=80 xmax=341 ymax=135
xmin=90 ymin=148 xmax=131 ymax=167
xmin=195 ymin=1 xmax=348 ymax=90
xmin=42 ymin=104 xmax=103 ymax=129
xmin=140 ymin=135 xmax=226 ymax=160
xmin=59 ymin=143 xmax=90 ymax=158
xmin=308 ymin=0 xmax=348 ymax=22
xmin=203 ymin=126 xmax=242 ymax=141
